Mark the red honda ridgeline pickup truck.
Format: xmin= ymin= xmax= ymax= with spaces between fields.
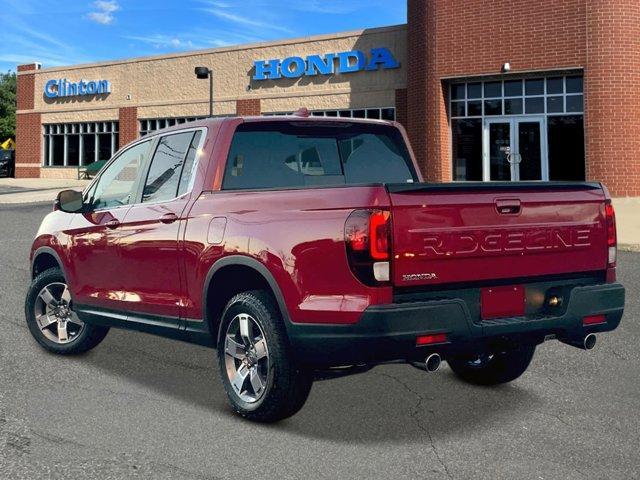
xmin=26 ymin=114 xmax=625 ymax=422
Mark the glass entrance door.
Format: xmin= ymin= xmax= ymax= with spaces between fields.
xmin=483 ymin=117 xmax=547 ymax=181
xmin=486 ymin=121 xmax=513 ymax=181
xmin=515 ymin=118 xmax=545 ymax=180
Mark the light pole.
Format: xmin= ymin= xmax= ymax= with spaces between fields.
xmin=194 ymin=66 xmax=213 ymax=117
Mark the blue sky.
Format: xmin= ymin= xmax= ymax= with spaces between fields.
xmin=0 ymin=0 xmax=406 ymax=73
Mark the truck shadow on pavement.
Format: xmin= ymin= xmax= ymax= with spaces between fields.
xmin=81 ymin=328 xmax=543 ymax=444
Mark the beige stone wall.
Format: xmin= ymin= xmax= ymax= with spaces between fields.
xmin=41 ymin=109 xmax=119 ymax=123
xmin=137 ymin=101 xmax=236 ymax=119
xmin=24 ymin=25 xmax=406 ymax=118
xmin=39 ymin=167 xmax=79 ymax=179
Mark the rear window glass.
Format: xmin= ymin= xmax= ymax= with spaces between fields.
xmin=143 ymin=132 xmax=194 ymax=203
xmin=222 ymin=122 xmax=416 ymax=190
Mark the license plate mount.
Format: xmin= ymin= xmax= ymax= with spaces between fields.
xmin=480 ymin=285 xmax=526 ymax=319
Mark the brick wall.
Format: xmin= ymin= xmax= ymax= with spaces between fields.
xmin=15 ymin=113 xmax=41 ymax=178
xmin=407 ymin=0 xmax=640 ymax=196
xmin=15 ymin=65 xmax=41 ymax=178
xmin=16 ymin=71 xmax=35 ymax=111
xmin=394 ymin=88 xmax=408 ymax=130
xmin=585 ymin=0 xmax=640 ymax=197
xmin=406 ymin=1 xmax=430 ymax=178
xmin=408 ymin=0 xmax=588 ymax=182
xmin=118 ymin=107 xmax=138 ymax=148
xmin=235 ymin=98 xmax=261 ymax=116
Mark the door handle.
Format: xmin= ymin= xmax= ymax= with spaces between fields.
xmin=495 ymin=199 xmax=521 ymax=215
xmin=105 ymin=219 xmax=120 ymax=229
xmin=160 ymin=212 xmax=178 ymax=224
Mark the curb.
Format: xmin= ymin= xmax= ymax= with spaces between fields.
xmin=0 ymin=187 xmax=86 ymax=205
xmin=0 ymin=187 xmax=70 ymax=196
xmin=619 ymin=244 xmax=640 ymax=253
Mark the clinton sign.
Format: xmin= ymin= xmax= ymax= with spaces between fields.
xmin=44 ymin=79 xmax=111 ymax=99
xmin=253 ymin=47 xmax=400 ymax=81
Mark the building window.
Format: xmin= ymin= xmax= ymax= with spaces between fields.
xmin=450 ymin=75 xmax=584 ymax=182
xmin=264 ymin=108 xmax=396 ymax=121
xmin=547 ymin=116 xmax=585 ymax=181
xmin=139 ymin=109 xmax=396 ymax=138
xmin=139 ymin=117 xmax=207 ymax=137
xmin=43 ymin=122 xmax=119 ymax=167
xmin=450 ymin=75 xmax=584 ymax=120
xmin=452 ymin=119 xmax=483 ymax=181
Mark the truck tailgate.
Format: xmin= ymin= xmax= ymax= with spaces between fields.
xmin=387 ymin=182 xmax=609 ymax=288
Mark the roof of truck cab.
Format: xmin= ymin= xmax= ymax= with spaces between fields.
xmin=239 ymin=115 xmax=394 ymax=125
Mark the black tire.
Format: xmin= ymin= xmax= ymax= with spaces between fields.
xmin=25 ymin=267 xmax=109 ymax=355
xmin=447 ymin=345 xmax=536 ymax=386
xmin=217 ymin=290 xmax=312 ymax=422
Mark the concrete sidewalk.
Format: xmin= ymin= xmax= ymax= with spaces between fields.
xmin=0 ymin=178 xmax=90 ymax=204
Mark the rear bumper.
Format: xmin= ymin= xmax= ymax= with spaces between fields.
xmin=289 ymin=282 xmax=625 ymax=367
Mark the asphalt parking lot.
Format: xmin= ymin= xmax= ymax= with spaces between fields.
xmin=0 ymin=202 xmax=639 ymax=479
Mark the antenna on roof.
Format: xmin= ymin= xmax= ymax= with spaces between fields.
xmin=293 ymin=107 xmax=311 ymax=118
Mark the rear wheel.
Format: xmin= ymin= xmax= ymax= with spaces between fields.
xmin=217 ymin=290 xmax=312 ymax=422
xmin=447 ymin=345 xmax=536 ymax=386
xmin=25 ymin=268 xmax=109 ymax=355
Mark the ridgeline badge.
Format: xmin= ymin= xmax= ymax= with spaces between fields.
xmin=253 ymin=47 xmax=400 ymax=81
xmin=44 ymin=79 xmax=111 ymax=99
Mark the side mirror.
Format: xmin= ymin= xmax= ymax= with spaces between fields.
xmin=55 ymin=189 xmax=85 ymax=213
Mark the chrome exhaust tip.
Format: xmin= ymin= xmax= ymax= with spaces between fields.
xmin=560 ymin=334 xmax=597 ymax=350
xmin=425 ymin=353 xmax=441 ymax=372
xmin=584 ymin=333 xmax=596 ymax=350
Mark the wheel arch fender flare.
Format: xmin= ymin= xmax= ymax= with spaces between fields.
xmin=31 ymin=246 xmax=67 ymax=280
xmin=202 ymin=255 xmax=293 ymax=340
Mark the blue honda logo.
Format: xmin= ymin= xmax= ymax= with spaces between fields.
xmin=253 ymin=47 xmax=400 ymax=81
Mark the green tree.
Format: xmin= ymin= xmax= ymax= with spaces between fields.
xmin=0 ymin=71 xmax=17 ymax=141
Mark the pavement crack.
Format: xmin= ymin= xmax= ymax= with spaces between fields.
xmin=532 ymin=409 xmax=572 ymax=428
xmin=375 ymin=371 xmax=454 ymax=480
xmin=545 ymin=375 xmax=564 ymax=388
xmin=30 ymin=429 xmax=87 ymax=449
xmin=609 ymin=348 xmax=629 ymax=361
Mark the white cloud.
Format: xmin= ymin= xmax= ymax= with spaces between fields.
xmin=203 ymin=1 xmax=231 ymax=7
xmin=87 ymin=0 xmax=120 ymax=25
xmin=0 ymin=18 xmax=93 ymax=70
xmin=291 ymin=1 xmax=361 ymax=14
xmin=202 ymin=8 xmax=293 ymax=35
xmin=125 ymin=34 xmax=199 ymax=50
xmin=209 ymin=39 xmax=233 ymax=47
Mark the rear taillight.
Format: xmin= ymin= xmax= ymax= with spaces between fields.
xmin=369 ymin=211 xmax=390 ymax=260
xmin=605 ymin=202 xmax=617 ymax=267
xmin=345 ymin=209 xmax=391 ymax=285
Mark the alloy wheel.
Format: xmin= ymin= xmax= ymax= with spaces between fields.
xmin=223 ymin=313 xmax=270 ymax=403
xmin=34 ymin=282 xmax=84 ymax=344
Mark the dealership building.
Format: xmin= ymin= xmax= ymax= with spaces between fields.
xmin=15 ymin=0 xmax=640 ymax=197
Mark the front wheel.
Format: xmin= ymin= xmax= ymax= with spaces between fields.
xmin=217 ymin=290 xmax=312 ymax=422
xmin=447 ymin=345 xmax=536 ymax=386
xmin=25 ymin=268 xmax=109 ymax=355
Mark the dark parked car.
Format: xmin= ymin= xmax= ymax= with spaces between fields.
xmin=26 ymin=114 xmax=624 ymax=422
xmin=0 ymin=149 xmax=14 ymax=177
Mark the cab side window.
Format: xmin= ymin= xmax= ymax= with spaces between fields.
xmin=90 ymin=140 xmax=150 ymax=210
xmin=142 ymin=131 xmax=197 ymax=203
